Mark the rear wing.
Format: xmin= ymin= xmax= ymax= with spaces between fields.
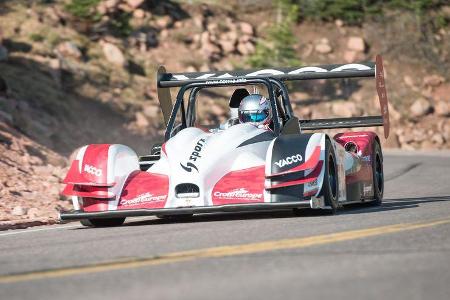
xmin=156 ymin=55 xmax=389 ymax=138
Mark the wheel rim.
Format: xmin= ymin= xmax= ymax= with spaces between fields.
xmin=375 ymin=154 xmax=383 ymax=194
xmin=328 ymin=154 xmax=337 ymax=199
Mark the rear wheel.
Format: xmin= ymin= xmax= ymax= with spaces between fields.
xmin=80 ymin=218 xmax=126 ymax=227
xmin=370 ymin=141 xmax=384 ymax=206
xmin=322 ymin=139 xmax=339 ymax=214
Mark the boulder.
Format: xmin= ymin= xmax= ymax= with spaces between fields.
xmin=27 ymin=207 xmax=40 ymax=219
xmin=347 ymin=36 xmax=365 ymax=52
xmin=431 ymin=133 xmax=445 ymax=145
xmin=239 ymin=22 xmax=254 ymax=36
xmin=423 ymin=74 xmax=445 ymax=87
xmin=410 ymin=98 xmax=433 ymax=118
xmin=156 ymin=16 xmax=172 ymax=29
xmin=101 ymin=42 xmax=126 ymax=67
xmin=434 ymin=101 xmax=449 ymax=117
xmin=219 ymin=39 xmax=235 ymax=54
xmin=56 ymin=41 xmax=82 ymax=59
xmin=315 ymin=43 xmax=332 ymax=54
xmin=133 ymin=8 xmax=146 ymax=19
xmin=11 ymin=206 xmax=27 ymax=216
xmin=237 ymin=41 xmax=255 ymax=55
xmin=126 ymin=0 xmax=144 ymax=9
xmin=135 ymin=111 xmax=149 ymax=128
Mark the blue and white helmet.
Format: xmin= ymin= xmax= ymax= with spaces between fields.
xmin=238 ymin=94 xmax=272 ymax=126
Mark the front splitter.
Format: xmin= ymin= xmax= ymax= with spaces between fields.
xmin=59 ymin=201 xmax=311 ymax=221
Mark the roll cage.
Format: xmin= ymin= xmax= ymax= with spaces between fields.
xmin=164 ymin=77 xmax=293 ymax=141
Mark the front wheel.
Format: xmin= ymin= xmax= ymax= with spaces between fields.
xmin=80 ymin=218 xmax=126 ymax=227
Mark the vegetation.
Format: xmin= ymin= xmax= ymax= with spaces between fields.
xmin=247 ymin=0 xmax=301 ymax=68
xmin=294 ymin=0 xmax=449 ymax=25
xmin=65 ymin=0 xmax=101 ymax=20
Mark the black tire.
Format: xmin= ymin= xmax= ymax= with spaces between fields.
xmin=321 ymin=139 xmax=339 ymax=214
xmin=370 ymin=141 xmax=384 ymax=206
xmin=80 ymin=218 xmax=126 ymax=227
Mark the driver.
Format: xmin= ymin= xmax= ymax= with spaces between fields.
xmin=238 ymin=94 xmax=272 ymax=129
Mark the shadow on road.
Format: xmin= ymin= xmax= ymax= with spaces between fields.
xmin=81 ymin=195 xmax=450 ymax=229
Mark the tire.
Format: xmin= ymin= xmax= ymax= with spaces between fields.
xmin=321 ymin=139 xmax=339 ymax=214
xmin=370 ymin=141 xmax=384 ymax=206
xmin=80 ymin=218 xmax=126 ymax=227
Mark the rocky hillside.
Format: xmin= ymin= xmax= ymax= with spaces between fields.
xmin=0 ymin=0 xmax=449 ymax=229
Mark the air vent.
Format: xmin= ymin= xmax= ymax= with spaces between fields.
xmin=175 ymin=183 xmax=200 ymax=198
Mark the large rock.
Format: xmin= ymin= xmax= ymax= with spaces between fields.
xmin=126 ymin=0 xmax=144 ymax=9
xmin=11 ymin=206 xmax=27 ymax=216
xmin=410 ymin=98 xmax=433 ymax=118
xmin=135 ymin=111 xmax=149 ymax=128
xmin=102 ymin=42 xmax=126 ymax=67
xmin=237 ymin=41 xmax=255 ymax=55
xmin=315 ymin=43 xmax=332 ymax=54
xmin=56 ymin=41 xmax=82 ymax=59
xmin=219 ymin=39 xmax=235 ymax=54
xmin=434 ymin=101 xmax=449 ymax=117
xmin=240 ymin=22 xmax=254 ymax=36
xmin=347 ymin=36 xmax=365 ymax=52
xmin=423 ymin=75 xmax=445 ymax=87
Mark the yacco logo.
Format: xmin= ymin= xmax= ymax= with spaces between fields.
xmin=83 ymin=164 xmax=102 ymax=177
xmin=120 ymin=192 xmax=166 ymax=206
xmin=180 ymin=138 xmax=206 ymax=172
xmin=275 ymin=154 xmax=303 ymax=168
xmin=214 ymin=188 xmax=262 ymax=200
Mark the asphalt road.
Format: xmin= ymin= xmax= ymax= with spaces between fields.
xmin=1 ymin=151 xmax=450 ymax=300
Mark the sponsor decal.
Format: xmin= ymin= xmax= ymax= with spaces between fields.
xmin=340 ymin=134 xmax=368 ymax=138
xmin=306 ymin=178 xmax=318 ymax=188
xmin=180 ymin=138 xmax=206 ymax=172
xmin=213 ymin=188 xmax=262 ymax=201
xmin=84 ymin=164 xmax=103 ymax=177
xmin=120 ymin=192 xmax=166 ymax=206
xmin=204 ymin=78 xmax=247 ymax=85
xmin=275 ymin=154 xmax=303 ymax=168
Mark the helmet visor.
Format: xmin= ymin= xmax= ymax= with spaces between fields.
xmin=239 ymin=109 xmax=270 ymax=124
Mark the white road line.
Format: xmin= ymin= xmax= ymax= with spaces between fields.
xmin=0 ymin=224 xmax=80 ymax=237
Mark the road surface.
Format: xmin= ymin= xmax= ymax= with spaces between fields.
xmin=1 ymin=152 xmax=450 ymax=300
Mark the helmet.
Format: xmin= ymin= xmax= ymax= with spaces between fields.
xmin=238 ymin=94 xmax=272 ymax=126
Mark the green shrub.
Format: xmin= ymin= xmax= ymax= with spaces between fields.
xmin=247 ymin=0 xmax=301 ymax=68
xmin=294 ymin=0 xmax=449 ymax=25
xmin=65 ymin=0 xmax=101 ymax=20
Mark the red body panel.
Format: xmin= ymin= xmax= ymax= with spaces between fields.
xmin=117 ymin=171 xmax=169 ymax=210
xmin=334 ymin=131 xmax=377 ymax=198
xmin=212 ymin=166 xmax=265 ymax=205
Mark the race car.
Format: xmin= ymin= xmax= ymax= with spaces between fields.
xmin=59 ymin=55 xmax=390 ymax=227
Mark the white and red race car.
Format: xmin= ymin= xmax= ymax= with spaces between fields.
xmin=60 ymin=55 xmax=390 ymax=227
